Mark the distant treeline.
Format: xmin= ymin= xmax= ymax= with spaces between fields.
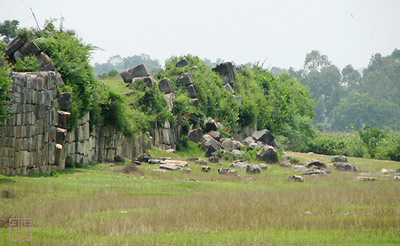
xmin=270 ymin=50 xmax=400 ymax=132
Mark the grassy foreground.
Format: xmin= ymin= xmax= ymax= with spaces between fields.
xmin=1 ymin=148 xmax=400 ymax=245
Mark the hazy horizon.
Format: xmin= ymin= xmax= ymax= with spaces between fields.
xmin=1 ymin=0 xmax=399 ymax=70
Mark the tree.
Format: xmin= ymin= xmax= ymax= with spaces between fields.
xmin=0 ymin=20 xmax=19 ymax=42
xmin=304 ymin=50 xmax=331 ymax=73
xmin=342 ymin=64 xmax=362 ymax=90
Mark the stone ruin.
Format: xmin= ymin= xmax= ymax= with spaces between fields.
xmin=0 ymin=38 xmax=180 ymax=175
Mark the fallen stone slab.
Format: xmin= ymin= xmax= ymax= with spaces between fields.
xmin=180 ymin=168 xmax=191 ymax=173
xmin=302 ymin=170 xmax=330 ymax=176
xmin=159 ymin=160 xmax=189 ymax=170
xmin=252 ymin=129 xmax=274 ymax=145
xmin=158 ymin=78 xmax=174 ymax=94
xmin=176 ymin=72 xmax=193 ymax=86
xmin=356 ymin=176 xmax=377 ymax=181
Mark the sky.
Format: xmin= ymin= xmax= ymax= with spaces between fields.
xmin=1 ymin=0 xmax=399 ymax=70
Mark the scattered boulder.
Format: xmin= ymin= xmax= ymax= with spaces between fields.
xmin=305 ymin=160 xmax=327 ymax=169
xmin=186 ymin=84 xmax=197 ymax=98
xmin=201 ymin=166 xmax=211 ymax=172
xmin=256 ymin=146 xmax=278 ymax=163
xmin=241 ymin=136 xmax=255 ymax=146
xmin=259 ymin=164 xmax=268 ymax=170
xmin=246 ymin=164 xmax=261 ymax=174
xmin=207 ymin=130 xmax=221 ymax=141
xmin=195 ymin=158 xmax=208 ymax=165
xmin=229 ymin=150 xmax=245 ymax=159
xmin=166 ymin=149 xmax=176 ymax=153
xmin=252 ymin=129 xmax=274 ymax=145
xmin=137 ymin=153 xmax=155 ymax=162
xmin=176 ymin=57 xmax=189 ymax=67
xmin=381 ymin=168 xmax=394 ymax=175
xmin=396 ymin=168 xmax=400 ymax=174
xmin=180 ymin=168 xmax=191 ymax=173
xmin=176 ymin=72 xmax=194 ymax=86
xmin=230 ymin=160 xmax=250 ymax=169
xmin=188 ymin=129 xmax=203 ymax=143
xmin=203 ymin=135 xmax=222 ymax=157
xmin=288 ymin=175 xmax=304 ymax=182
xmin=213 ymin=62 xmax=235 ymax=85
xmin=280 ymin=162 xmax=292 ymax=168
xmin=192 ymin=98 xmax=199 ymax=107
xmin=269 ymin=139 xmax=280 ymax=149
xmin=204 ymin=120 xmax=218 ymax=132
xmin=232 ymin=140 xmax=242 ymax=150
xmin=246 ymin=142 xmax=258 ymax=151
xmin=356 ymin=176 xmax=377 ymax=181
xmin=208 ymin=157 xmax=220 ymax=163
xmin=218 ymin=168 xmax=237 ymax=175
xmin=158 ymin=78 xmax=174 ymax=94
xmin=120 ymin=64 xmax=149 ymax=83
xmin=114 ymin=154 xmax=125 ymax=163
xmin=332 ymin=155 xmax=348 ymax=163
xmin=393 ymin=176 xmax=400 ymax=181
xmin=333 ymin=162 xmax=357 ymax=172
xmin=221 ymin=138 xmax=234 ymax=150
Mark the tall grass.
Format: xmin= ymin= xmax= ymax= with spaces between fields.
xmin=0 ymin=149 xmax=399 ymax=245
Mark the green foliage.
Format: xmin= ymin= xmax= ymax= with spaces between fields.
xmin=375 ymin=132 xmax=400 ymax=161
xmin=101 ymin=91 xmax=128 ymax=133
xmin=129 ymin=79 xmax=173 ymax=127
xmin=32 ymin=21 xmax=98 ymax=130
xmin=13 ymin=55 xmax=39 ymax=72
xmin=156 ymin=55 xmax=239 ymax=130
xmin=358 ymin=125 xmax=385 ymax=158
xmin=0 ymin=20 xmax=19 ymax=42
xmin=238 ymin=98 xmax=256 ymax=128
xmin=0 ymin=41 xmax=12 ymax=122
xmin=241 ymin=147 xmax=261 ymax=161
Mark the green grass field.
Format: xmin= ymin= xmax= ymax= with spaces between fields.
xmin=1 ymin=148 xmax=400 ymax=245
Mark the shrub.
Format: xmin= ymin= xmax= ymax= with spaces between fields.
xmin=13 ymin=55 xmax=39 ymax=72
xmin=358 ymin=125 xmax=385 ymax=158
xmin=0 ymin=41 xmax=12 ymax=122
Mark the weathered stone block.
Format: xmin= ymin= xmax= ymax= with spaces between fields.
xmin=158 ymin=78 xmax=174 ymax=94
xmin=186 ymin=84 xmax=197 ymax=98
xmin=5 ymin=37 xmax=24 ymax=56
xmin=176 ymin=73 xmax=193 ymax=86
xmin=120 ymin=64 xmax=149 ymax=83
xmin=58 ymin=111 xmax=71 ymax=129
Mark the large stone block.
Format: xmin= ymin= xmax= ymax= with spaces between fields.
xmin=213 ymin=62 xmax=235 ymax=85
xmin=186 ymin=84 xmax=197 ymax=98
xmin=58 ymin=111 xmax=71 ymax=129
xmin=58 ymin=92 xmax=72 ymax=111
xmin=120 ymin=64 xmax=149 ymax=83
xmin=5 ymin=37 xmax=24 ymax=56
xmin=20 ymin=41 xmax=41 ymax=56
xmin=176 ymin=73 xmax=193 ymax=86
xmin=158 ymin=78 xmax=174 ymax=94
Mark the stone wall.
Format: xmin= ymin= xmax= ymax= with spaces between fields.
xmin=0 ymin=71 xmax=179 ymax=175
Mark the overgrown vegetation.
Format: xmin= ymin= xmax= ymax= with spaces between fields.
xmin=13 ymin=55 xmax=39 ymax=72
xmin=0 ymin=41 xmax=12 ymax=122
xmin=295 ymin=129 xmax=400 ymax=161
